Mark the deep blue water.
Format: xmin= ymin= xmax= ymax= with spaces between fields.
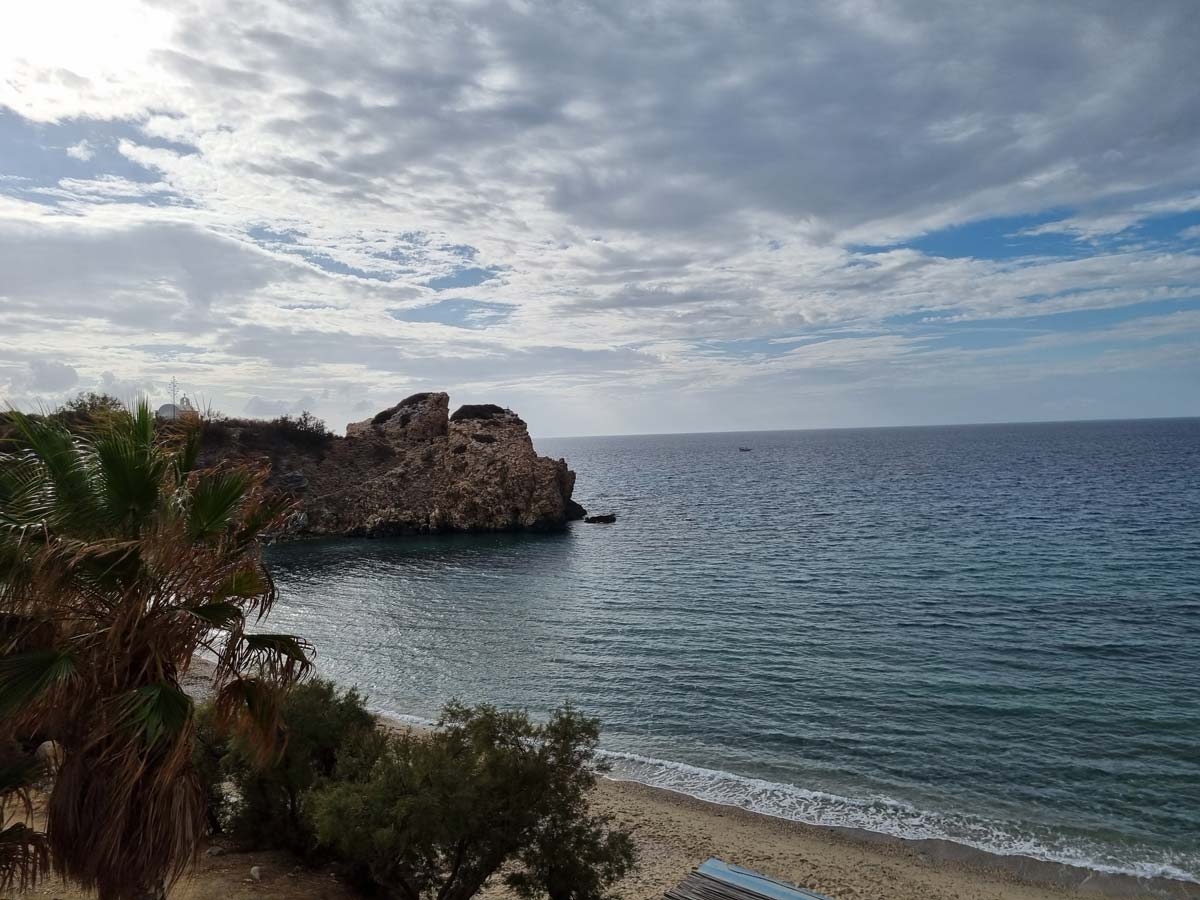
xmin=265 ymin=418 xmax=1200 ymax=882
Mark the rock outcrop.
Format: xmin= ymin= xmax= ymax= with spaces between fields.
xmin=205 ymin=393 xmax=585 ymax=537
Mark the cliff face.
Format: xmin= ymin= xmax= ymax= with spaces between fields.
xmin=204 ymin=393 xmax=585 ymax=537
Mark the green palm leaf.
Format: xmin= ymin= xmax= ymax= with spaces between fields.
xmin=0 ymin=649 xmax=78 ymax=719
xmin=242 ymin=633 xmax=311 ymax=665
xmin=188 ymin=472 xmax=249 ymax=540
xmin=92 ymin=432 xmax=166 ymax=533
xmin=172 ymin=428 xmax=201 ymax=485
xmin=6 ymin=414 xmax=98 ymax=530
xmin=182 ymin=601 xmax=244 ymax=629
xmin=216 ymin=566 xmax=268 ymax=600
xmin=119 ymin=683 xmax=193 ymax=748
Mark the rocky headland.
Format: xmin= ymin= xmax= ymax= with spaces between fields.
xmin=200 ymin=392 xmax=585 ymax=536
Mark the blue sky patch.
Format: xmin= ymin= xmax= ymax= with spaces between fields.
xmin=0 ymin=110 xmax=195 ymax=188
xmin=855 ymin=211 xmax=1084 ymax=261
xmin=424 ymin=266 xmax=499 ymax=291
xmin=246 ymin=225 xmax=301 ymax=244
xmin=298 ymin=252 xmax=391 ymax=280
xmin=390 ymin=298 xmax=514 ymax=329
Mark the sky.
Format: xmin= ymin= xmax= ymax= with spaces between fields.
xmin=1 ymin=0 xmax=1198 ymax=437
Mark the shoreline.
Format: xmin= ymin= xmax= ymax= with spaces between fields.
xmin=589 ymin=777 xmax=1200 ymax=900
xmin=183 ymin=658 xmax=1198 ymax=900
xmin=376 ymin=706 xmax=1198 ymax=900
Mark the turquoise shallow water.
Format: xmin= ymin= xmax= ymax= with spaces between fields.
xmin=265 ymin=418 xmax=1200 ymax=883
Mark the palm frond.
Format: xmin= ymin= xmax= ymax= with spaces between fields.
xmin=6 ymin=413 xmax=99 ymax=530
xmin=92 ymin=431 xmax=166 ymax=534
xmin=240 ymin=633 xmax=312 ymax=670
xmin=129 ymin=399 xmax=158 ymax=448
xmin=172 ymin=427 xmax=201 ymax=486
xmin=181 ymin=601 xmax=244 ymax=630
xmin=0 ymin=822 xmax=50 ymax=893
xmin=213 ymin=677 xmax=285 ymax=764
xmin=1 ymin=395 xmax=311 ymax=898
xmin=233 ymin=493 xmax=291 ymax=549
xmin=117 ymin=683 xmax=194 ymax=749
xmin=187 ymin=472 xmax=248 ymax=540
xmin=216 ymin=566 xmax=268 ymax=600
xmin=0 ymin=649 xmax=78 ymax=719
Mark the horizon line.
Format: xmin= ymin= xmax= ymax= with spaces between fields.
xmin=533 ymin=413 xmax=1200 ymax=442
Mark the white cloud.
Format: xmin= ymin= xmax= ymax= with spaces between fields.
xmin=65 ymin=140 xmax=95 ymax=161
xmin=1020 ymin=194 xmax=1200 ymax=241
xmin=26 ymin=360 xmax=79 ymax=391
xmin=0 ymin=0 xmax=1198 ymax=433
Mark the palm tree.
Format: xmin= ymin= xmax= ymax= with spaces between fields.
xmin=0 ymin=401 xmax=311 ymax=899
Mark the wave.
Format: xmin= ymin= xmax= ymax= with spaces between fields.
xmin=597 ymin=749 xmax=1200 ymax=885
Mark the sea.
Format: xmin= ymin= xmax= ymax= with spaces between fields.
xmin=263 ymin=418 xmax=1200 ymax=884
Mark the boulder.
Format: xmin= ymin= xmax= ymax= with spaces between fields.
xmin=212 ymin=393 xmax=587 ymax=537
xmin=584 ymin=513 xmax=617 ymax=524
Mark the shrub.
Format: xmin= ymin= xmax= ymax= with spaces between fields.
xmin=507 ymin=814 xmax=636 ymax=900
xmin=265 ymin=411 xmax=333 ymax=450
xmin=311 ymin=702 xmax=635 ymax=900
xmin=219 ymin=679 xmax=385 ymax=856
xmin=49 ymin=392 xmax=126 ymax=431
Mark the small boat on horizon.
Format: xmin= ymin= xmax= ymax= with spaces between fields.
xmin=739 ymin=447 xmax=753 ymax=452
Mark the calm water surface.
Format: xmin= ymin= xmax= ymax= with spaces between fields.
xmin=265 ymin=419 xmax=1200 ymax=882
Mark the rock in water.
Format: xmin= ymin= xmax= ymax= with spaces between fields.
xmin=584 ymin=513 xmax=617 ymax=524
xmin=204 ymin=392 xmax=586 ymax=537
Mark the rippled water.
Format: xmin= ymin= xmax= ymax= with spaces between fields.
xmin=265 ymin=418 xmax=1200 ymax=883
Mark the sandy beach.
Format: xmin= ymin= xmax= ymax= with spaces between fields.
xmin=588 ymin=777 xmax=1200 ymax=900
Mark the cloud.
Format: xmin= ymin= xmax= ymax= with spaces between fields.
xmin=243 ymin=394 xmax=318 ymax=417
xmin=0 ymin=1 xmax=1198 ymax=433
xmin=65 ymin=140 xmax=95 ymax=161
xmin=0 ymin=215 xmax=303 ymax=315
xmin=26 ymin=360 xmax=79 ymax=391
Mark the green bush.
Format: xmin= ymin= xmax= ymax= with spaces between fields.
xmin=217 ymin=679 xmax=386 ymax=856
xmin=266 ymin=411 xmax=333 ymax=450
xmin=507 ymin=814 xmax=636 ymax=900
xmin=311 ymin=702 xmax=635 ymax=900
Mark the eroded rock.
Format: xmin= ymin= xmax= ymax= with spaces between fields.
xmin=207 ymin=393 xmax=586 ymax=537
